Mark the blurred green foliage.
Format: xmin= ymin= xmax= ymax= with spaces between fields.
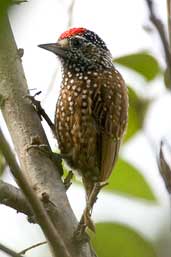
xmin=0 ymin=7 xmax=164 ymax=255
xmin=0 ymin=0 xmax=13 ymax=10
xmin=124 ymin=86 xmax=151 ymax=142
xmin=114 ymin=51 xmax=162 ymax=81
xmin=90 ymin=51 xmax=161 ymax=256
xmin=105 ymin=159 xmax=156 ymax=201
xmin=0 ymin=0 xmax=26 ymax=17
xmin=91 ymin=223 xmax=157 ymax=257
xmin=87 ymin=50 xmax=164 ymax=257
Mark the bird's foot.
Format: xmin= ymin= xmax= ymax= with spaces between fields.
xmin=25 ymin=91 xmax=56 ymax=136
xmin=73 ymin=216 xmax=90 ymax=242
xmin=63 ymin=170 xmax=74 ymax=190
xmin=73 ymin=228 xmax=90 ymax=243
xmin=26 ymin=140 xmax=74 ymax=187
xmin=74 ymin=204 xmax=95 ymax=242
xmin=74 ymin=180 xmax=108 ymax=238
xmin=26 ymin=139 xmax=63 ymax=176
xmin=83 ymin=204 xmax=95 ymax=232
xmin=88 ymin=181 xmax=108 ymax=206
xmin=25 ymin=91 xmax=43 ymax=120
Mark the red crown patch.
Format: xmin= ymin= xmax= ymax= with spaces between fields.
xmin=59 ymin=27 xmax=87 ymax=39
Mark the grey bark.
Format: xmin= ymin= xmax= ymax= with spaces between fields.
xmin=0 ymin=180 xmax=33 ymax=217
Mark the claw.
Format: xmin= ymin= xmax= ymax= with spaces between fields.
xmin=25 ymin=92 xmax=56 ymax=136
xmin=26 ymin=142 xmax=64 ymax=176
xmin=26 ymin=142 xmax=50 ymax=153
xmin=83 ymin=209 xmax=95 ymax=232
xmin=63 ymin=170 xmax=73 ymax=190
xmin=75 ymin=180 xmax=108 ymax=236
xmin=73 ymin=226 xmax=90 ymax=243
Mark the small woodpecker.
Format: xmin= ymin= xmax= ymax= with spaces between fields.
xmin=39 ymin=27 xmax=128 ymax=235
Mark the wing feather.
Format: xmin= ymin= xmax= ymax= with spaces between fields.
xmin=92 ymin=69 xmax=128 ymax=182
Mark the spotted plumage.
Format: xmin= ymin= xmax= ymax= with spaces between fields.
xmin=39 ymin=28 xmax=128 ymax=231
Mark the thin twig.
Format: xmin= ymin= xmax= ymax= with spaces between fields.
xmin=145 ymin=0 xmax=171 ymax=79
xmin=40 ymin=0 xmax=76 ymax=102
xmin=67 ymin=0 xmax=76 ymax=28
xmin=42 ymin=68 xmax=59 ymax=102
xmin=0 ymin=127 xmax=71 ymax=257
xmin=18 ymin=241 xmax=47 ymax=255
xmin=0 ymin=243 xmax=23 ymax=257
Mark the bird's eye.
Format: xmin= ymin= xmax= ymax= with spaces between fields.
xmin=71 ymin=38 xmax=83 ymax=48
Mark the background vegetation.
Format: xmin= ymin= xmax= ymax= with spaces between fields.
xmin=0 ymin=0 xmax=170 ymax=257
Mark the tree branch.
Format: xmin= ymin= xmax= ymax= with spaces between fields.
xmin=145 ymin=0 xmax=171 ymax=88
xmin=0 ymin=127 xmax=71 ymax=257
xmin=67 ymin=0 xmax=76 ymax=28
xmin=167 ymin=0 xmax=171 ymax=47
xmin=18 ymin=241 xmax=47 ymax=255
xmin=145 ymin=1 xmax=171 ymax=194
xmin=158 ymin=141 xmax=171 ymax=194
xmin=0 ymin=243 xmax=23 ymax=257
xmin=0 ymin=179 xmax=33 ymax=218
xmin=145 ymin=0 xmax=171 ymax=69
xmin=0 ymin=10 xmax=95 ymax=257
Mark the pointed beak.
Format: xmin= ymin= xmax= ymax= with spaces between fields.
xmin=38 ymin=42 xmax=67 ymax=58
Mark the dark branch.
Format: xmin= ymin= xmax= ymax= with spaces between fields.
xmin=167 ymin=0 xmax=171 ymax=46
xmin=145 ymin=0 xmax=171 ymax=66
xmin=0 ymin=180 xmax=34 ymax=219
xmin=145 ymin=1 xmax=171 ymax=63
xmin=158 ymin=141 xmax=171 ymax=193
xmin=145 ymin=0 xmax=171 ymax=85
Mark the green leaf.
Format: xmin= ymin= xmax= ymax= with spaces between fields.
xmin=91 ymin=223 xmax=157 ymax=257
xmin=124 ymin=86 xmax=150 ymax=142
xmin=105 ymin=159 xmax=156 ymax=201
xmin=114 ymin=51 xmax=161 ymax=81
xmin=0 ymin=0 xmax=13 ymax=10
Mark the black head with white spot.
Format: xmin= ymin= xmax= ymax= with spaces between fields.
xmin=39 ymin=27 xmax=113 ymax=71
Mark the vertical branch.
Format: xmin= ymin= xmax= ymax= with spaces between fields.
xmin=145 ymin=1 xmax=171 ymax=194
xmin=145 ymin=0 xmax=171 ymax=84
xmin=167 ymin=0 xmax=171 ymax=48
xmin=67 ymin=0 xmax=76 ymax=28
xmin=42 ymin=0 xmax=76 ymax=101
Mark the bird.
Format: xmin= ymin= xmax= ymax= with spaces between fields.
xmin=38 ymin=27 xmax=128 ymax=236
